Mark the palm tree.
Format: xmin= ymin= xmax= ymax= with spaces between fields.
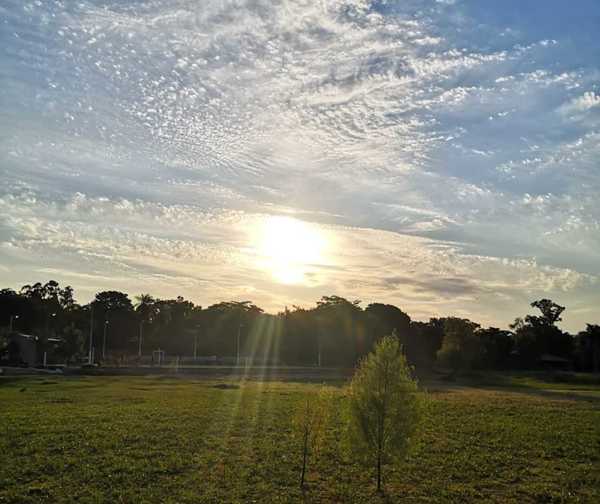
xmin=135 ymin=294 xmax=156 ymax=357
xmin=584 ymin=324 xmax=600 ymax=373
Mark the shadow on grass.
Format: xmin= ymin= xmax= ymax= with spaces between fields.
xmin=423 ymin=370 xmax=600 ymax=403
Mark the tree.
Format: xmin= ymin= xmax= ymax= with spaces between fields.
xmin=293 ymin=387 xmax=331 ymax=488
xmin=0 ymin=288 xmax=33 ymax=333
xmin=315 ymin=296 xmax=364 ymax=366
xmin=135 ymin=293 xmax=157 ymax=356
xmin=152 ymin=297 xmax=197 ymax=354
xmin=202 ymin=301 xmax=264 ymax=358
xmin=588 ymin=325 xmax=600 ymax=373
xmin=365 ymin=303 xmax=411 ymax=360
xmin=365 ymin=304 xmax=410 ymax=336
xmin=92 ymin=291 xmax=136 ymax=353
xmin=478 ymin=327 xmax=514 ymax=369
xmin=59 ymin=285 xmax=75 ymax=310
xmin=511 ymin=299 xmax=573 ymax=367
xmin=20 ymin=282 xmax=45 ymax=300
xmin=436 ymin=318 xmax=481 ymax=373
xmin=347 ymin=334 xmax=420 ymax=493
xmin=577 ymin=324 xmax=600 ymax=373
xmin=94 ymin=291 xmax=134 ymax=312
xmin=135 ymin=293 xmax=157 ymax=324
xmin=406 ymin=319 xmax=445 ymax=370
xmin=530 ymin=299 xmax=565 ymax=325
xmin=280 ymin=306 xmax=319 ymax=366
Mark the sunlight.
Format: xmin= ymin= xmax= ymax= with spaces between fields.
xmin=255 ymin=216 xmax=327 ymax=284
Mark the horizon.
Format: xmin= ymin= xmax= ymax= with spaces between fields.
xmin=2 ymin=0 xmax=600 ymax=334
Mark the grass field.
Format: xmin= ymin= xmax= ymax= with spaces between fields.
xmin=1 ymin=374 xmax=600 ymax=503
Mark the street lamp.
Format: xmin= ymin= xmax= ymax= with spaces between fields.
xmin=102 ymin=320 xmax=109 ymax=360
xmin=9 ymin=314 xmax=19 ymax=332
xmin=47 ymin=312 xmax=56 ymax=335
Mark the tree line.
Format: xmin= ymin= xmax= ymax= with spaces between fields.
xmin=0 ymin=280 xmax=599 ymax=372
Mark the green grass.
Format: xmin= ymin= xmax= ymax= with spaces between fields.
xmin=1 ymin=375 xmax=600 ymax=503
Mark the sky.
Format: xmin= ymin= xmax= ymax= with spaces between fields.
xmin=1 ymin=0 xmax=599 ymax=332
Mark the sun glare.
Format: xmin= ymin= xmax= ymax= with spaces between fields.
xmin=256 ymin=216 xmax=327 ymax=284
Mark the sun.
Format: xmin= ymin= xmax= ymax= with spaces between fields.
xmin=255 ymin=216 xmax=327 ymax=284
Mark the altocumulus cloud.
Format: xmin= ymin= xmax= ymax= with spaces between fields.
xmin=1 ymin=0 xmax=599 ymax=331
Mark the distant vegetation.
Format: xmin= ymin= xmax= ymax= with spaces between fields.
xmin=1 ymin=280 xmax=599 ymax=372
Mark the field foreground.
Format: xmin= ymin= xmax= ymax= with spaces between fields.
xmin=1 ymin=375 xmax=600 ymax=503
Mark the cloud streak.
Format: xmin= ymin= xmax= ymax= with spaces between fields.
xmin=1 ymin=0 xmax=599 ymax=331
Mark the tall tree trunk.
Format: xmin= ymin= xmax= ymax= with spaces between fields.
xmin=300 ymin=430 xmax=308 ymax=487
xmin=377 ymin=451 xmax=382 ymax=493
xmin=377 ymin=449 xmax=381 ymax=493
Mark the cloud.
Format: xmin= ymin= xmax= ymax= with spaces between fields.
xmin=2 ymin=190 xmax=596 ymax=330
xmin=559 ymin=92 xmax=600 ymax=115
xmin=1 ymin=0 xmax=600 ymax=331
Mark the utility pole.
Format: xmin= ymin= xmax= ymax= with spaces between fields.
xmin=88 ymin=304 xmax=94 ymax=364
xmin=138 ymin=320 xmax=143 ymax=358
xmin=102 ymin=320 xmax=109 ymax=360
xmin=9 ymin=314 xmax=19 ymax=332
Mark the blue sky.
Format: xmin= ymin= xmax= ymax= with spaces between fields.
xmin=1 ymin=0 xmax=599 ymax=331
